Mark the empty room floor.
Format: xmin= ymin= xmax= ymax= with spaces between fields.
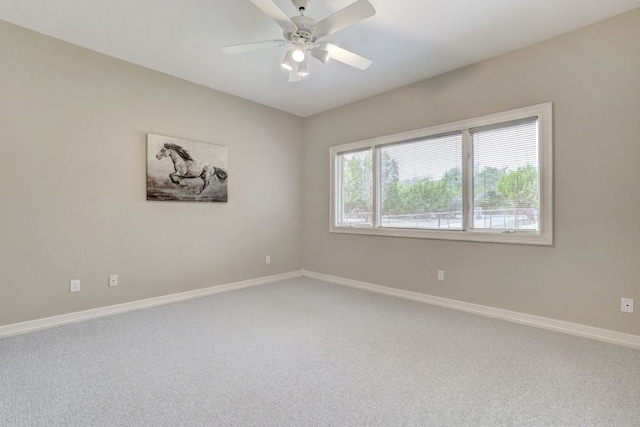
xmin=1 ymin=277 xmax=639 ymax=426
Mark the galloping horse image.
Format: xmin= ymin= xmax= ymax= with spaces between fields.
xmin=155 ymin=143 xmax=228 ymax=195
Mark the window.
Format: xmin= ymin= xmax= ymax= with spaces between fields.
xmin=336 ymin=149 xmax=372 ymax=227
xmin=471 ymin=118 xmax=540 ymax=232
xmin=330 ymin=103 xmax=553 ymax=245
xmin=379 ymin=133 xmax=463 ymax=230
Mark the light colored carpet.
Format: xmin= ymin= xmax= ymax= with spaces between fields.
xmin=1 ymin=277 xmax=639 ymax=426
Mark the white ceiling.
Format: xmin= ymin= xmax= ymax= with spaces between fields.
xmin=1 ymin=0 xmax=639 ymax=117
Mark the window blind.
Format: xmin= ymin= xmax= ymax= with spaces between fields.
xmin=378 ymin=133 xmax=462 ymax=230
xmin=471 ymin=118 xmax=539 ymax=231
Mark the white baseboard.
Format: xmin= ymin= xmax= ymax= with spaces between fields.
xmin=302 ymin=270 xmax=640 ymax=350
xmin=4 ymin=269 xmax=638 ymax=350
xmin=0 ymin=270 xmax=304 ymax=339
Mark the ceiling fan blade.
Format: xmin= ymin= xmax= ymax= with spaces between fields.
xmin=323 ymin=43 xmax=372 ymax=70
xmin=288 ymin=70 xmax=303 ymax=83
xmin=222 ymin=39 xmax=286 ymax=54
xmin=250 ymin=0 xmax=297 ymax=33
xmin=313 ymin=0 xmax=375 ymax=37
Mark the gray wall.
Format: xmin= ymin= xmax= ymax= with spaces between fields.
xmin=302 ymin=9 xmax=640 ymax=335
xmin=0 ymin=21 xmax=303 ymax=326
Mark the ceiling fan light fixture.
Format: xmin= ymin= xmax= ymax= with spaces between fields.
xmin=292 ymin=41 xmax=306 ymax=62
xmin=297 ymin=58 xmax=309 ymax=77
xmin=311 ymin=47 xmax=330 ymax=63
xmin=281 ymin=50 xmax=295 ymax=71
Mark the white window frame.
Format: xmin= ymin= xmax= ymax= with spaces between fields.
xmin=329 ymin=103 xmax=553 ymax=245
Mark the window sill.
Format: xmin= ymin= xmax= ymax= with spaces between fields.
xmin=329 ymin=225 xmax=552 ymax=246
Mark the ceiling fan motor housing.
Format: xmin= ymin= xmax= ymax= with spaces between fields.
xmin=286 ymin=15 xmax=319 ymax=45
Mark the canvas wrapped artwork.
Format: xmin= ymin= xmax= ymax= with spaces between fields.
xmin=147 ymin=134 xmax=228 ymax=202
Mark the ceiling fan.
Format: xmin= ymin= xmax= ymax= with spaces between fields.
xmin=222 ymin=0 xmax=376 ymax=82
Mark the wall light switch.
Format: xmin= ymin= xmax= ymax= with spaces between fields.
xmin=70 ymin=279 xmax=80 ymax=293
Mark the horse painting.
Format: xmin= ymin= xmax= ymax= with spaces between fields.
xmin=155 ymin=143 xmax=228 ymax=195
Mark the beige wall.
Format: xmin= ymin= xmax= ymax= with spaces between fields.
xmin=302 ymin=9 xmax=640 ymax=335
xmin=2 ymin=9 xmax=640 ymax=337
xmin=0 ymin=21 xmax=303 ymax=326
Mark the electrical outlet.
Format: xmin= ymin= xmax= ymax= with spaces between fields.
xmin=621 ymin=298 xmax=634 ymax=313
xmin=70 ymin=279 xmax=80 ymax=293
xmin=438 ymin=270 xmax=445 ymax=281
xmin=266 ymin=255 xmax=271 ymax=264
xmin=109 ymin=274 xmax=118 ymax=287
